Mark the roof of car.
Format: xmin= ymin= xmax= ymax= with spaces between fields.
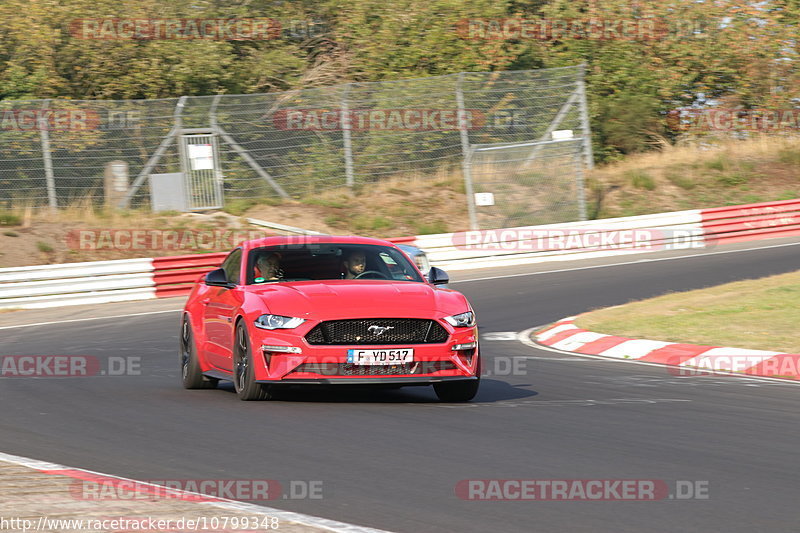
xmin=242 ymin=235 xmax=396 ymax=250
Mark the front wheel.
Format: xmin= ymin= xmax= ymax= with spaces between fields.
xmin=180 ymin=316 xmax=218 ymax=390
xmin=433 ymin=379 xmax=479 ymax=402
xmin=233 ymin=323 xmax=272 ymax=401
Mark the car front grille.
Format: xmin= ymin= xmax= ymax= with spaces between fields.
xmin=289 ymin=361 xmax=457 ymax=376
xmin=305 ymin=319 xmax=449 ymax=345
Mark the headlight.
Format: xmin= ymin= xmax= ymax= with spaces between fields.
xmin=254 ymin=314 xmax=306 ymax=330
xmin=443 ymin=311 xmax=475 ymax=328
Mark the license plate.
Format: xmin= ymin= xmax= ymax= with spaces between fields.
xmin=347 ymin=348 xmax=414 ymax=365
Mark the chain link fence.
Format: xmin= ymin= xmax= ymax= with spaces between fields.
xmin=0 ymin=65 xmax=592 ymax=230
xmin=467 ymin=138 xmax=587 ymax=229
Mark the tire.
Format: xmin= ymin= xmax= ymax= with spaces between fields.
xmin=233 ymin=322 xmax=272 ymax=401
xmin=180 ymin=315 xmax=218 ymax=390
xmin=433 ymin=378 xmax=480 ymax=402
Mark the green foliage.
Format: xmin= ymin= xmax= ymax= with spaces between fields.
xmin=36 ymin=241 xmax=53 ymax=253
xmin=324 ymin=214 xmax=345 ymax=227
xmin=352 ymin=215 xmax=393 ymax=232
xmin=739 ymin=194 xmax=765 ymax=204
xmin=716 ymin=172 xmax=750 ymax=187
xmin=1 ymin=0 xmax=798 ymax=166
xmin=778 ymin=149 xmax=800 ymax=166
xmin=0 ymin=213 xmax=21 ymax=226
xmin=776 ymin=190 xmax=799 ymax=201
xmin=597 ymin=93 xmax=663 ymax=155
xmin=625 ymin=170 xmax=656 ymax=191
xmin=704 ymin=156 xmax=729 ymax=171
xmin=222 ymin=197 xmax=280 ymax=216
xmin=412 ymin=220 xmax=448 ymax=235
xmin=303 ymin=196 xmax=349 ymax=209
xmin=666 ymin=171 xmax=695 ymax=190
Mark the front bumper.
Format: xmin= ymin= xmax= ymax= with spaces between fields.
xmin=251 ymin=323 xmax=479 ymax=383
xmin=255 ymin=376 xmax=478 ymax=385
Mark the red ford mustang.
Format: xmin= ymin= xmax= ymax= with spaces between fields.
xmin=180 ymin=236 xmax=480 ymax=401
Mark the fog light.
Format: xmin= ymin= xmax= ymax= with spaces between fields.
xmin=452 ymin=342 xmax=477 ymax=351
xmin=262 ymin=345 xmax=302 ymax=354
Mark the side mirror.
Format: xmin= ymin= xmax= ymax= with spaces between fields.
xmin=205 ymin=268 xmax=233 ymax=288
xmin=427 ymin=266 xmax=450 ymax=286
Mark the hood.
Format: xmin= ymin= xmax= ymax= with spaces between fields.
xmin=245 ymin=280 xmax=467 ymax=320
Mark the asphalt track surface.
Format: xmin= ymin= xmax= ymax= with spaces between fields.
xmin=2 ymin=240 xmax=800 ymax=532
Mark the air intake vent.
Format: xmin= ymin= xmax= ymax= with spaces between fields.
xmin=305 ymin=319 xmax=449 ymax=345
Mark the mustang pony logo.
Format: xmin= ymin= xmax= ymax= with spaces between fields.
xmin=367 ymin=325 xmax=395 ymax=336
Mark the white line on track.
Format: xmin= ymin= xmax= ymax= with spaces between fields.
xmin=0 ymin=309 xmax=182 ymax=330
xmin=452 ymin=240 xmax=800 ymax=284
xmin=0 ymin=451 xmax=393 ymax=533
xmin=515 ymin=327 xmax=800 ymax=386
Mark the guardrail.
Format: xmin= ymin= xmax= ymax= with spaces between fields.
xmin=0 ymin=253 xmax=232 ymax=310
xmin=0 ymin=258 xmax=157 ymax=310
xmin=406 ymin=210 xmax=705 ymax=271
xmin=700 ymin=198 xmax=800 ymax=245
xmin=152 ymin=253 xmax=228 ymax=299
xmin=1 ymin=198 xmax=798 ymax=309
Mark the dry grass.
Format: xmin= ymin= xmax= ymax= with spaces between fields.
xmin=268 ymin=167 xmax=468 ymax=236
xmin=602 ymin=135 xmax=798 ymax=173
xmin=0 ymin=169 xmax=468 ymax=267
xmin=2 ymin=135 xmax=799 ymax=268
xmin=588 ymin=135 xmax=800 ymax=218
xmin=575 ymin=270 xmax=800 ymax=353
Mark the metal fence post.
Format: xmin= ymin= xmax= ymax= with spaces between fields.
xmin=456 ymin=73 xmax=478 ymax=231
xmin=341 ymin=84 xmax=355 ymax=189
xmin=577 ymin=64 xmax=595 ymax=171
xmin=38 ymin=100 xmax=57 ymax=211
xmin=1 ymin=67 xmax=589 ymax=220
xmin=575 ymin=147 xmax=588 ymax=221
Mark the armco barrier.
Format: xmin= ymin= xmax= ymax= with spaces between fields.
xmin=0 ymin=254 xmax=227 ymax=310
xmin=1 ymin=198 xmax=799 ymax=309
xmin=0 ymin=258 xmax=157 ymax=310
xmin=406 ymin=210 xmax=706 ymax=271
xmin=700 ymin=198 xmax=800 ymax=245
xmin=152 ymin=252 xmax=228 ymax=298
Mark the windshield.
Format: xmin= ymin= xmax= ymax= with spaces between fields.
xmin=246 ymin=243 xmax=424 ymax=284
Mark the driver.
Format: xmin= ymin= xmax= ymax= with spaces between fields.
xmin=254 ymin=252 xmax=282 ymax=282
xmin=342 ymin=250 xmax=367 ymax=279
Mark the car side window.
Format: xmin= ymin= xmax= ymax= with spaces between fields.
xmin=220 ymin=248 xmax=243 ymax=285
xmin=380 ymin=251 xmax=415 ymax=280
